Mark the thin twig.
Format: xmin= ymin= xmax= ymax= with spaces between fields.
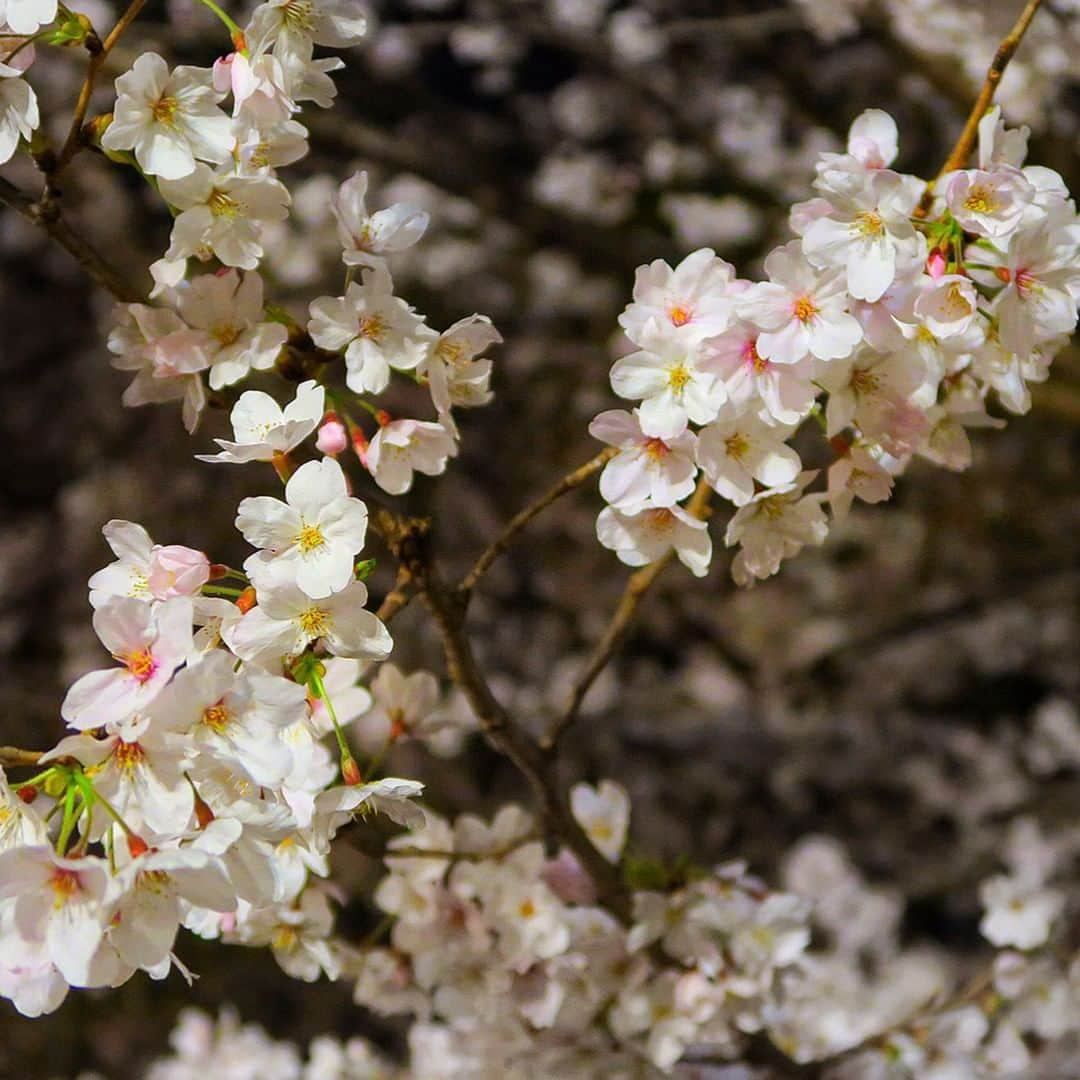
xmin=458 ymin=447 xmax=617 ymax=595
xmin=376 ymin=511 xmax=631 ymax=919
xmin=915 ymin=0 xmax=1045 ymax=215
xmin=53 ymin=0 xmax=149 ymax=177
xmin=0 ymin=176 xmax=143 ymax=301
xmin=0 ymin=746 xmax=44 ymax=769
xmin=543 ymin=476 xmax=714 ymax=751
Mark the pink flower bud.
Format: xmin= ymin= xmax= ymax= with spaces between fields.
xmin=148 ymin=545 xmax=211 ymax=600
xmin=927 ymin=249 xmax=947 ymax=278
xmin=316 ymin=416 xmax=348 ymax=456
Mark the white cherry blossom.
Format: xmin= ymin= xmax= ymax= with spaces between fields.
xmin=569 ymin=781 xmax=630 ymax=863
xmin=228 ymin=578 xmax=391 ymax=668
xmin=365 ymin=419 xmax=457 ymax=495
xmin=307 ymin=267 xmax=434 ymax=394
xmin=196 ymin=380 xmax=325 ymax=464
xmin=101 ymin=54 xmax=233 ymax=180
xmin=176 ymin=271 xmax=288 ymax=390
xmin=588 ymin=408 xmax=698 ymax=511
xmin=737 ymin=241 xmax=862 ymax=364
xmin=596 ymin=504 xmax=711 ymax=577
xmin=618 ymin=248 xmax=737 ymax=346
xmin=695 ymin=411 xmax=801 ymax=507
xmin=609 ymin=329 xmax=727 ymax=439
xmin=331 ymin=170 xmax=430 ymax=267
xmin=237 ymin=457 xmax=368 ymax=599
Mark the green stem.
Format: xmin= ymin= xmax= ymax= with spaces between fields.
xmin=18 ymin=765 xmax=57 ymax=789
xmin=310 ymin=670 xmax=352 ymax=762
xmin=73 ymin=771 xmax=135 ymax=837
xmin=192 ymin=0 xmax=244 ymax=42
xmin=202 ymin=583 xmax=245 ymax=598
xmin=55 ymin=787 xmax=82 ymax=854
xmin=353 ymin=397 xmax=381 ymax=420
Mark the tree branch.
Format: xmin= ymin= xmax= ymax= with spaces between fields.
xmin=53 ymin=0 xmax=150 ymax=177
xmin=0 ymin=175 xmax=143 ymax=302
xmin=375 ymin=510 xmax=631 ymax=919
xmin=0 ymin=746 xmax=44 ymax=769
xmin=915 ymin=0 xmax=1045 ymax=214
xmin=458 ymin=447 xmax=617 ymax=596
xmin=543 ymin=476 xmax=714 ymax=751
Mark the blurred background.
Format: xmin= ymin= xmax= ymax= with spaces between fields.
xmin=0 ymin=0 xmax=1078 ymax=1074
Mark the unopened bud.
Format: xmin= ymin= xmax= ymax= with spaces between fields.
xmin=341 ymin=755 xmax=363 ymax=786
xmin=927 ymin=249 xmax=947 ymax=278
xmin=236 ymin=586 xmax=258 ymax=614
xmin=316 ymin=414 xmax=348 ymax=456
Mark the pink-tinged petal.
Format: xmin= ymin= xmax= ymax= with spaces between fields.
xmin=587 ymin=409 xmax=641 ymax=449
xmin=92 ymin=596 xmax=154 ymax=656
xmin=61 ymin=668 xmax=139 ymax=731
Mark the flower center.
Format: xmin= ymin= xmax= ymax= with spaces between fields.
xmin=213 ymin=323 xmax=243 ymax=346
xmin=725 ymin=433 xmax=749 ymax=461
xmin=49 ymin=869 xmax=80 ymax=908
xmin=963 ymin=184 xmax=1000 ymax=215
xmin=152 ymin=95 xmax=179 ymax=126
xmin=642 ymin=437 xmax=669 ymax=461
xmin=357 ymin=314 xmax=386 ymax=340
xmin=298 ymin=606 xmax=331 ymax=637
xmin=1014 ymin=268 xmax=1036 ymax=295
xmin=643 ymin=508 xmax=675 ymax=534
xmin=667 ymin=364 xmax=692 ymax=392
xmin=208 ymin=190 xmax=240 ymax=218
xmin=854 ymin=211 xmax=884 ymax=237
xmin=201 ymin=702 xmax=232 ymax=733
xmin=850 ymin=367 xmax=880 ymax=397
xmin=124 ymin=648 xmax=158 ymax=683
xmin=943 ymin=283 xmax=972 ymax=317
xmin=667 ymin=304 xmax=692 ymax=327
xmin=792 ymin=295 xmax=819 ymax=323
xmin=295 ymin=523 xmax=326 ymax=554
xmin=743 ymin=341 xmax=768 ymax=374
xmin=113 ymin=741 xmax=146 ymax=773
xmin=280 ymin=0 xmax=313 ymax=30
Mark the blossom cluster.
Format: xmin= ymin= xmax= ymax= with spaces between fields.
xmin=592 ymin=107 xmax=1080 ymax=585
xmin=0 ymin=473 xmax=448 ymax=1014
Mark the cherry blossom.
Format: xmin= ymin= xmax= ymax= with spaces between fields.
xmin=307 ymin=267 xmax=434 ymax=394
xmin=588 ymin=408 xmax=698 ymax=511
xmin=101 ymin=54 xmax=233 ymax=180
xmin=176 ymin=271 xmax=288 ymax=390
xmin=61 ymin=597 xmax=194 ymax=731
xmin=365 ymin=419 xmax=457 ymax=495
xmin=237 ymin=457 xmax=369 ymax=599
xmin=196 ymin=380 xmax=325 ymax=464
xmin=331 ymin=170 xmax=430 ymax=267
xmin=596 ymin=503 xmax=712 ymax=576
xmin=228 ymin=578 xmax=391 ymax=667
